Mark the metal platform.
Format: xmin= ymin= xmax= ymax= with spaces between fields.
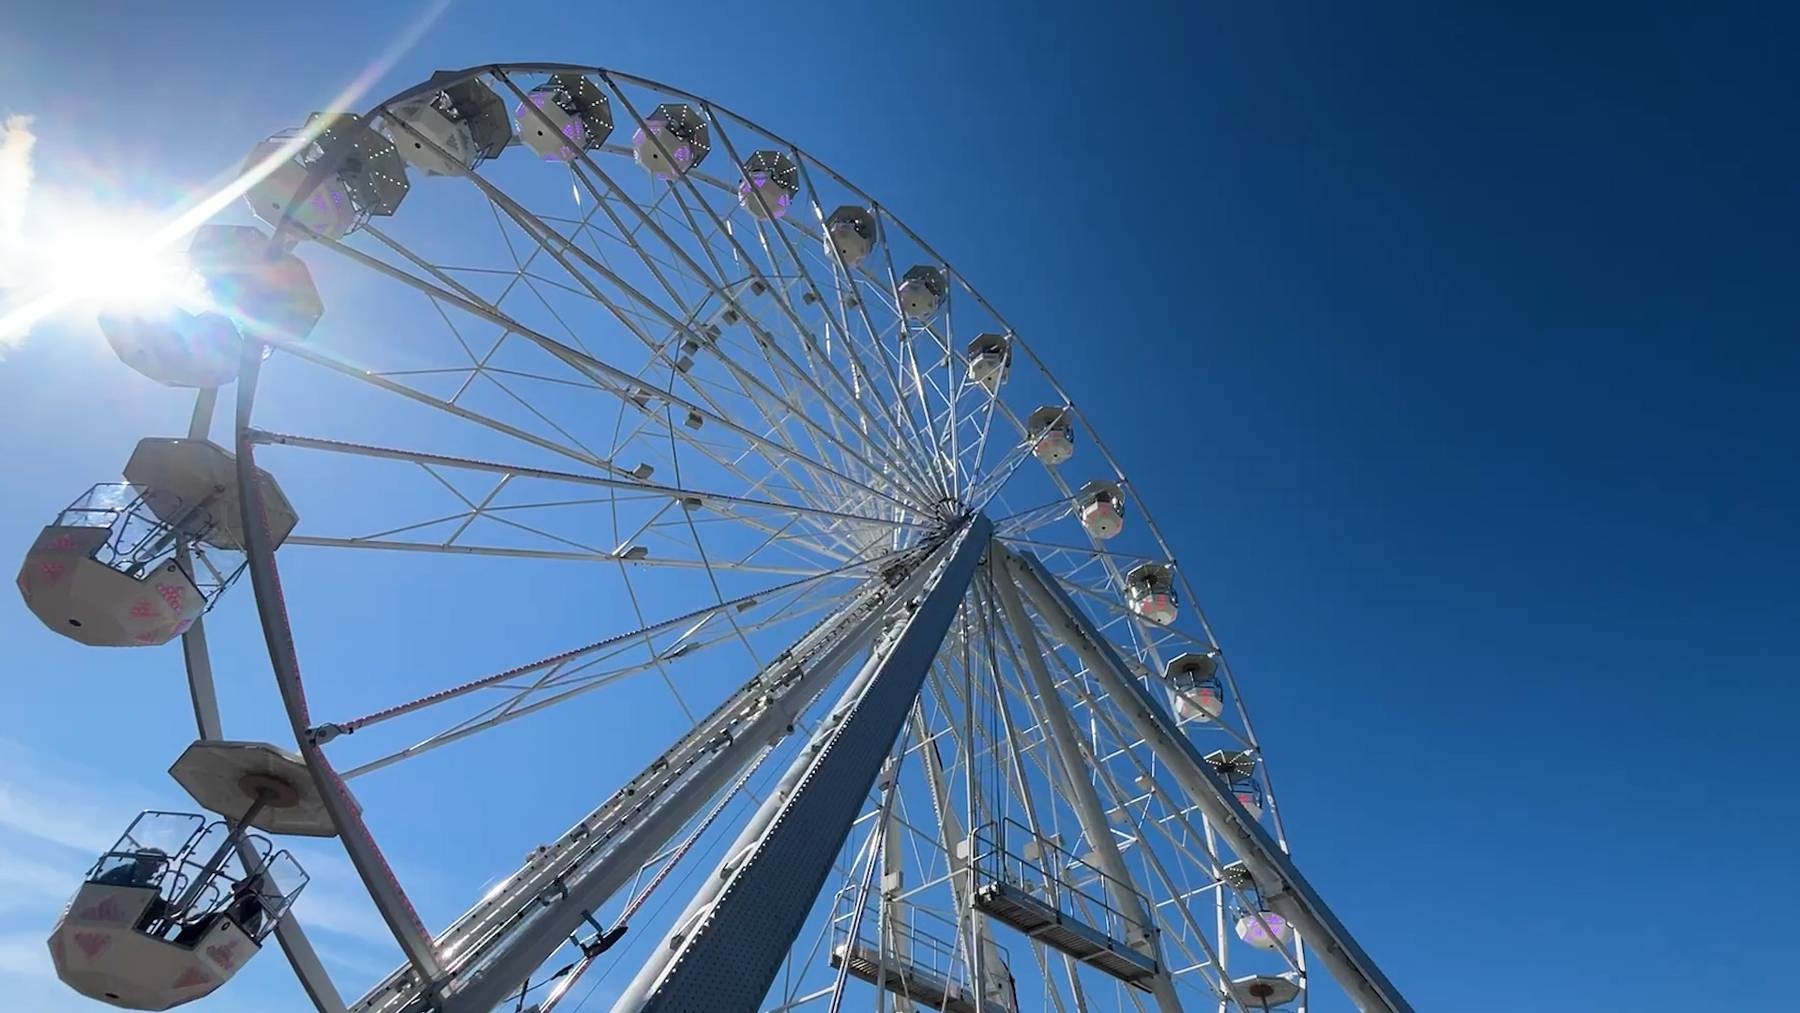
xmin=972 ymin=880 xmax=1157 ymax=987
xmin=824 ymin=887 xmax=1012 ymax=1013
xmin=969 ymin=820 xmax=1159 ymax=989
xmin=830 ymin=941 xmax=979 ymax=1013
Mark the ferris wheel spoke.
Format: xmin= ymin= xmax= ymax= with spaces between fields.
xmin=965 ymin=438 xmax=1044 ymax=514
xmin=885 ymin=310 xmax=953 ymax=502
xmin=682 ymin=328 xmax=872 ymax=519
xmin=956 ymin=358 xmax=1008 ymax=494
xmin=375 ymin=531 xmax=967 ymax=1013
xmin=555 ymin=179 xmax=907 ymax=495
xmin=472 ymin=184 xmax=877 ymax=515
xmin=322 ymin=555 xmax=909 ymax=785
xmin=485 ymin=75 xmax=941 ymax=513
xmin=643 ymin=123 xmax=945 ymax=504
xmin=846 ymin=227 xmax=957 ymax=500
xmin=637 ymin=422 xmax=786 ymax=723
xmin=867 ymin=218 xmax=959 ymax=496
xmin=849 ymin=324 xmax=941 ymax=497
xmin=762 ymin=186 xmax=940 ymax=493
xmin=648 ymin=243 xmax=939 ymax=514
xmin=271 ymin=331 xmax=653 ymax=482
xmin=601 ymin=385 xmax=879 ymax=562
xmin=315 ymin=224 xmax=924 ymax=521
xmin=250 ymin=428 xmax=918 ymax=543
xmin=509 ymin=219 xmax=917 ymax=524
xmin=696 ymin=119 xmax=936 ymax=496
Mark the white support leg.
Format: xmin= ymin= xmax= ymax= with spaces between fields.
xmin=610 ymin=514 xmax=991 ymax=1012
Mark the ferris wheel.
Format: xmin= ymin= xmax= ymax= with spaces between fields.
xmin=18 ymin=64 xmax=1411 ymax=1013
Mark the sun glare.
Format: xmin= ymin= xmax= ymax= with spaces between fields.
xmin=41 ymin=226 xmax=206 ymax=312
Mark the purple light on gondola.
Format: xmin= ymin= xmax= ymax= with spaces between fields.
xmin=1236 ymin=911 xmax=1292 ymax=948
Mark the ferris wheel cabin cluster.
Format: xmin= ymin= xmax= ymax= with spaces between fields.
xmin=17 ymin=63 xmax=1408 ymax=1013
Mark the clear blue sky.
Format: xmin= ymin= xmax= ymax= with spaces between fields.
xmin=1 ymin=2 xmax=1796 ymax=1011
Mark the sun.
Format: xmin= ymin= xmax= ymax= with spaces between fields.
xmin=40 ymin=224 xmax=206 ymax=312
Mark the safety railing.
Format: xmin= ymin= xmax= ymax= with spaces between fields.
xmin=969 ymin=818 xmax=1152 ymax=950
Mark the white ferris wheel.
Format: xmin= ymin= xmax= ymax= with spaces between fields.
xmin=18 ymin=64 xmax=1411 ymax=1013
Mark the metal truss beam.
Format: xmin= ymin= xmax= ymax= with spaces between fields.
xmin=611 ymin=513 xmax=992 ymax=1012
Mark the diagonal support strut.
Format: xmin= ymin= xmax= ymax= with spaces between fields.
xmin=610 ymin=513 xmax=992 ymax=1012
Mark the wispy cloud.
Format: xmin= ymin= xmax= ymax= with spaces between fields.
xmin=0 ymin=930 xmax=53 ymax=982
xmin=0 ymin=115 xmax=32 ymax=278
xmin=0 ymin=738 xmax=141 ymax=855
xmin=0 ymin=849 xmax=75 ymax=913
xmin=0 ymin=115 xmax=35 ymax=348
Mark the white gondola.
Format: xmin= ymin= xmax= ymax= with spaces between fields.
xmin=1077 ymin=480 xmax=1125 ymax=540
xmin=738 ymin=150 xmax=800 ymax=220
xmin=1206 ymin=749 xmax=1263 ymax=820
xmin=1230 ymin=973 xmax=1303 ymax=1009
xmin=514 ymin=73 xmax=613 ymax=162
xmin=244 ymin=113 xmax=409 ymax=241
xmin=16 ymin=439 xmax=296 ymax=647
xmin=385 ymin=74 xmax=512 ymax=174
xmin=632 ymin=102 xmax=710 ymax=179
xmin=98 ymin=309 xmax=241 ymax=390
xmin=897 ymin=265 xmax=947 ymax=321
xmin=101 ymin=225 xmax=324 ymax=387
xmin=49 ymin=741 xmax=331 ymax=1010
xmin=1026 ymin=406 xmax=1075 ymax=465
xmin=965 ymin=333 xmax=1010 ymax=393
xmin=1123 ymin=561 xmax=1177 ymax=625
xmin=1163 ymin=651 xmax=1225 ymax=723
xmin=1234 ymin=909 xmax=1295 ymax=950
xmin=824 ymin=206 xmax=878 ymax=268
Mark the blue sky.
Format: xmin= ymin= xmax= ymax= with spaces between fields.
xmin=1 ymin=2 xmax=1797 ymax=1011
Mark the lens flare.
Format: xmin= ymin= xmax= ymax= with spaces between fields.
xmin=41 ymin=226 xmax=207 ymax=311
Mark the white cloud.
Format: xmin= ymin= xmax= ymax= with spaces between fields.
xmin=0 ymin=115 xmax=35 ymax=348
xmin=0 ymin=115 xmax=32 ymax=281
xmin=0 ymin=739 xmax=141 ymax=855
xmin=0 ymin=782 xmax=121 ymax=857
xmin=0 ymin=849 xmax=74 ymax=912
